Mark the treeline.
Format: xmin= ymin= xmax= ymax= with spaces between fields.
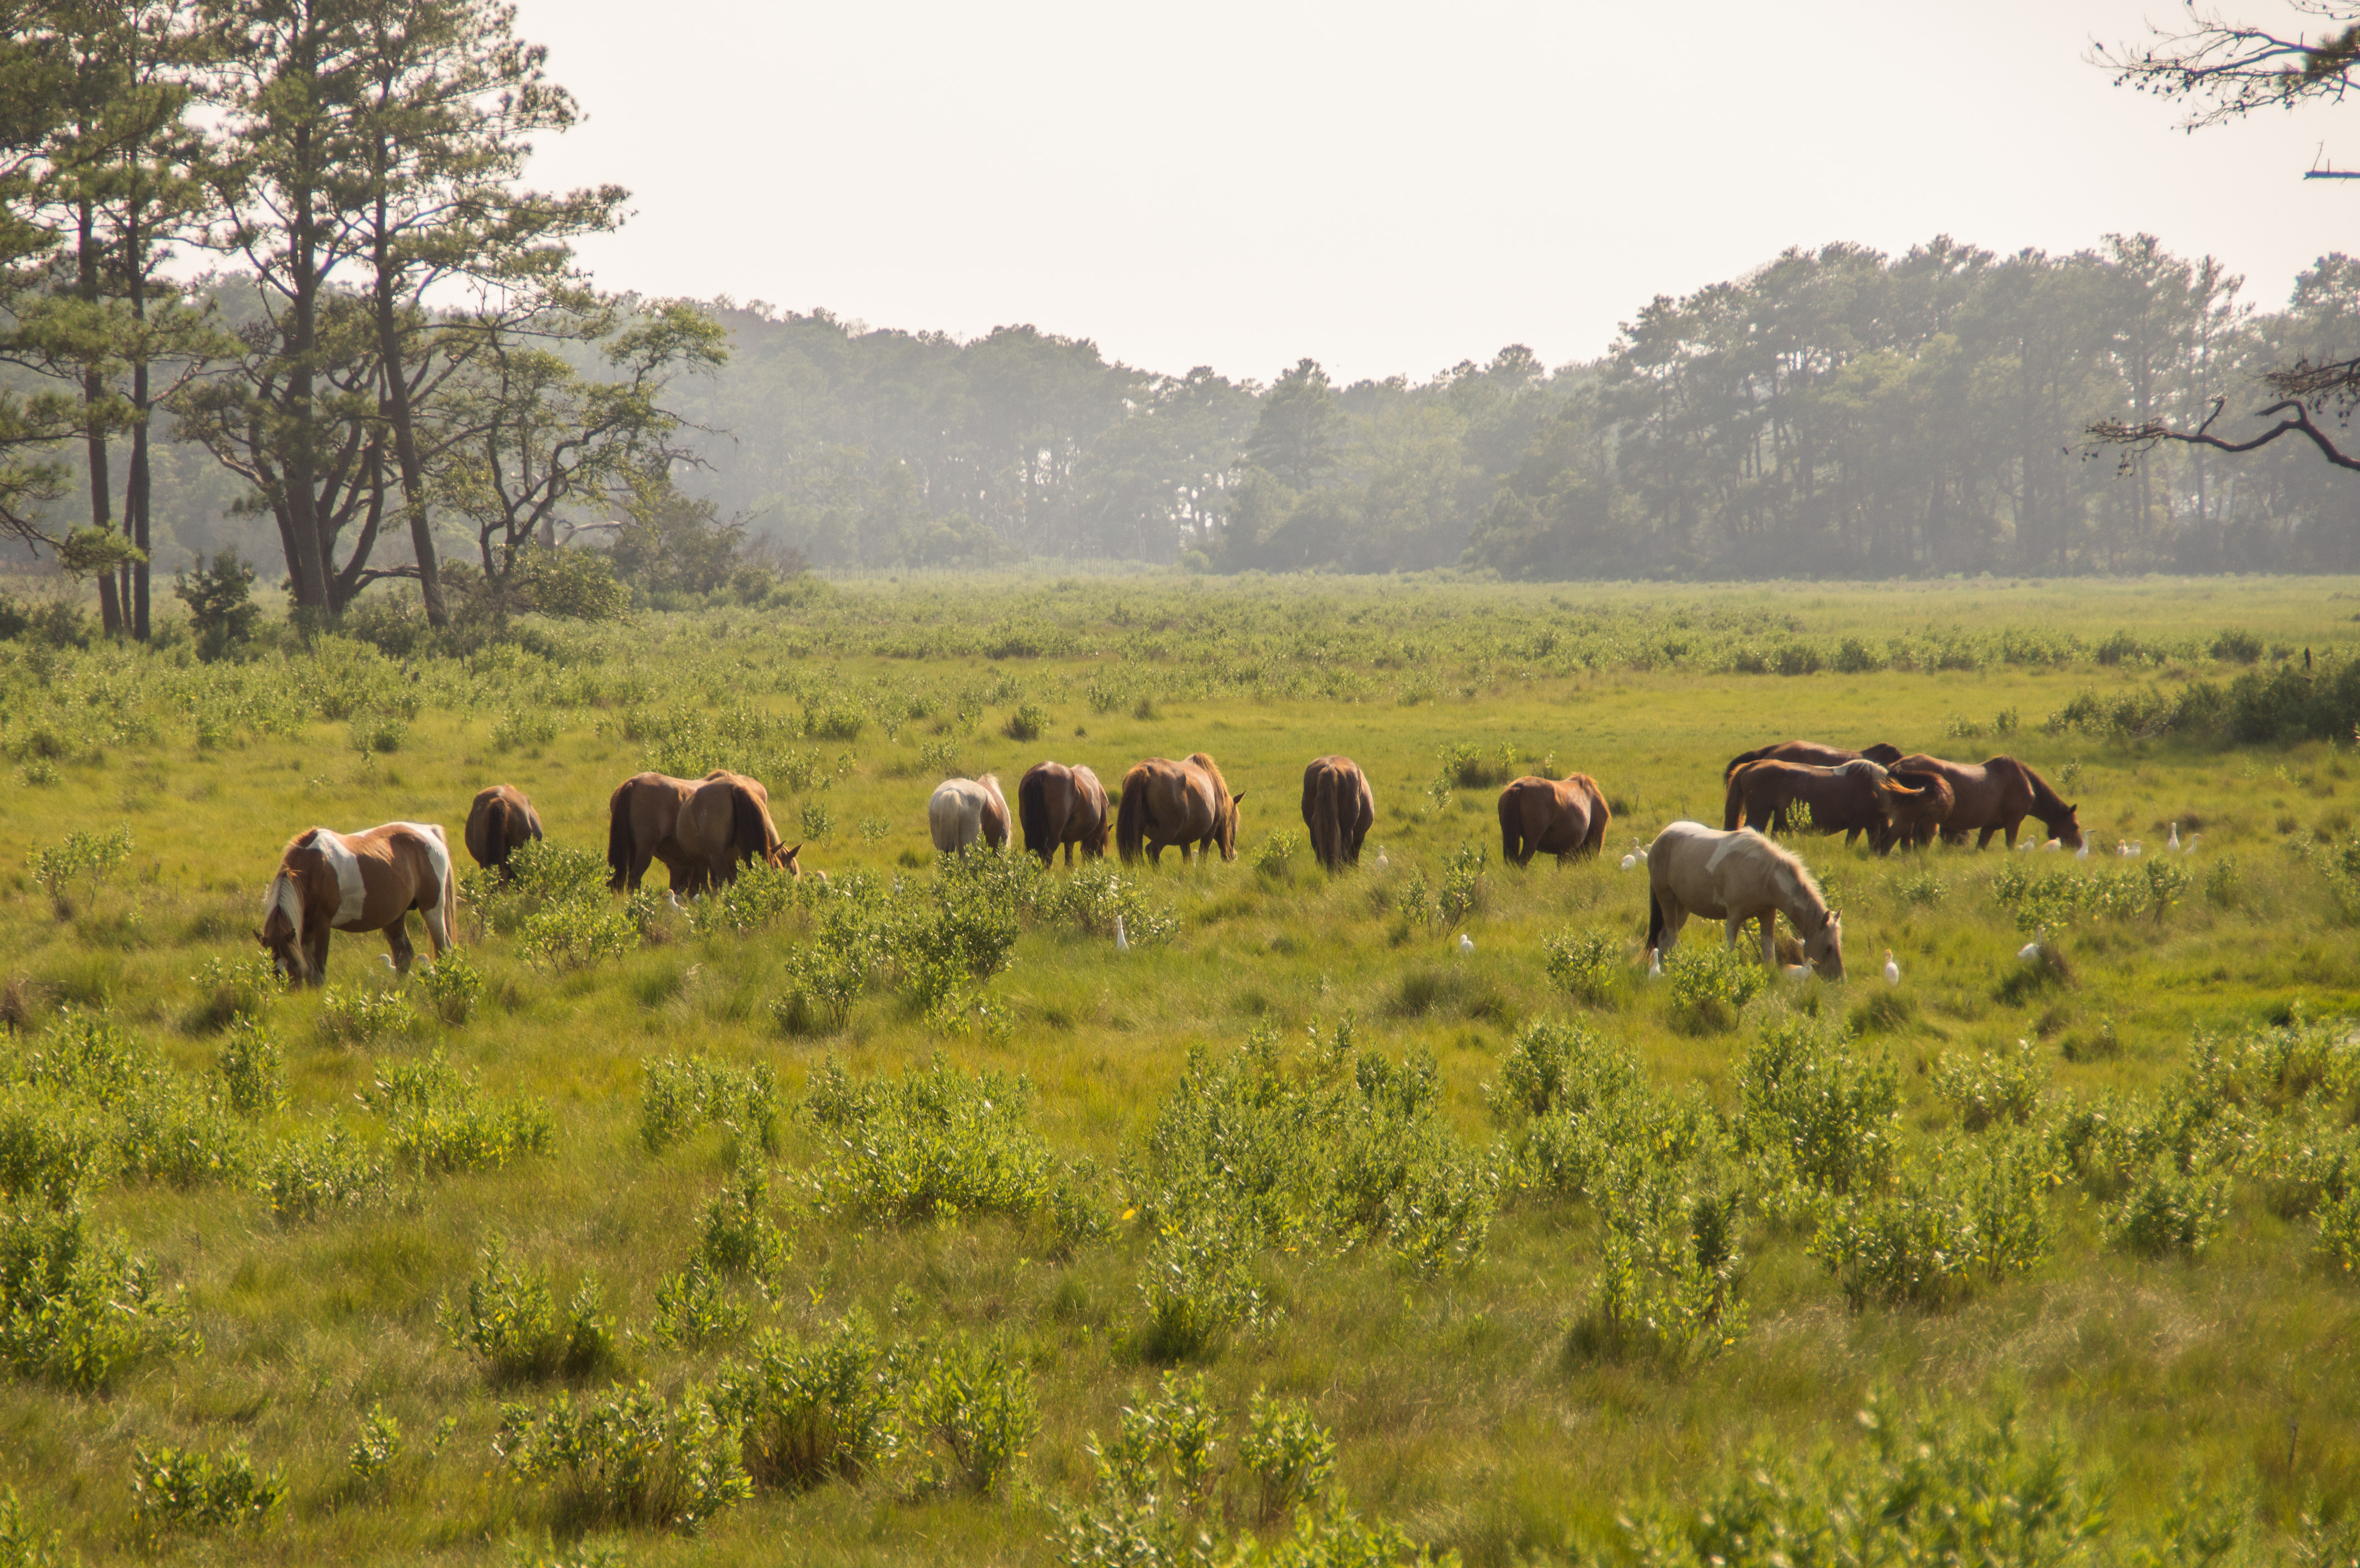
xmin=683 ymin=236 xmax=2360 ymax=577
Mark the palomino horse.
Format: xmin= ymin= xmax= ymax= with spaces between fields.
xmin=1301 ymin=755 xmax=1374 ymax=872
xmin=259 ymin=822 xmax=457 ymax=985
xmin=930 ymin=775 xmax=1011 ymax=854
xmin=1647 ymin=820 xmax=1845 ymax=978
xmin=1116 ymin=753 xmax=1242 ymax=865
xmin=1721 ymin=740 xmax=1902 ymax=784
xmin=1879 ymin=769 xmax=1955 ymax=852
xmin=1891 ymin=753 xmax=2083 ymax=850
xmin=464 ymin=784 xmax=543 ymax=881
xmin=608 ymin=770 xmax=799 ymax=893
xmin=1497 ymin=774 xmax=1611 ymax=866
xmin=1017 ymin=762 xmax=1109 ymax=868
xmin=1722 ymin=759 xmax=1923 ymax=852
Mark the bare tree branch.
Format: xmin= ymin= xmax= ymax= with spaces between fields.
xmin=2095 ymin=2 xmax=2360 ymax=128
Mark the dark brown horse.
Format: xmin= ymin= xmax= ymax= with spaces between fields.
xmin=1723 ymin=759 xmax=1924 ymax=853
xmin=464 ymin=784 xmax=543 ymax=882
xmin=1878 ymin=769 xmax=1955 ymax=852
xmin=1892 ymin=753 xmax=2083 ymax=850
xmin=1300 ymin=755 xmax=1374 ymax=872
xmin=259 ymin=822 xmax=457 ymax=985
xmin=1497 ymin=774 xmax=1611 ymax=866
xmin=1115 ymin=753 xmax=1242 ymax=865
xmin=1017 ymin=761 xmax=1110 ymax=868
xmin=608 ymin=770 xmax=800 ymax=893
xmin=1722 ymin=740 xmax=1902 ymax=784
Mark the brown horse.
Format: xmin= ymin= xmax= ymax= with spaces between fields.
xmin=1497 ymin=774 xmax=1611 ymax=866
xmin=1017 ymin=761 xmax=1110 ymax=868
xmin=1879 ymin=769 xmax=1955 ymax=852
xmin=1892 ymin=753 xmax=2083 ymax=850
xmin=258 ymin=822 xmax=457 ymax=985
xmin=1115 ymin=753 xmax=1243 ymax=865
xmin=1723 ymin=759 xmax=1924 ymax=853
xmin=1722 ymin=740 xmax=1902 ymax=784
xmin=608 ymin=770 xmax=799 ymax=893
xmin=464 ymin=784 xmax=543 ymax=882
xmin=1301 ymin=755 xmax=1375 ymax=873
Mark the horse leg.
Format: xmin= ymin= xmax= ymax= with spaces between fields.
xmin=1757 ymin=915 xmax=1777 ymax=967
xmin=1977 ymin=826 xmax=1998 ymax=850
xmin=421 ymin=887 xmax=453 ymax=959
xmin=2001 ymin=817 xmax=2022 ymax=849
xmin=385 ymin=918 xmax=416 ymax=974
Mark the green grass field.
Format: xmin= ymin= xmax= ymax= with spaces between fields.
xmin=3 ymin=575 xmax=2360 ymax=1566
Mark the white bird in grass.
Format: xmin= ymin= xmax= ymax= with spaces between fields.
xmin=1883 ymin=949 xmax=1901 ymax=985
xmin=2043 ymin=839 xmax=2061 ymax=851
xmin=2075 ymin=838 xmax=2091 ymax=859
xmin=2129 ymin=841 xmax=2144 ymax=857
xmin=2018 ymin=938 xmax=2043 ymax=962
xmin=1114 ymin=914 xmax=1129 ymax=953
xmin=2116 ymin=840 xmax=2131 ymax=858
xmin=1646 ymin=946 xmax=1662 ymax=979
xmin=2017 ymin=838 xmax=2037 ymax=851
xmin=667 ymin=888 xmax=687 ymax=913
xmin=1457 ymin=932 xmax=1474 ymax=955
xmin=2168 ymin=822 xmax=2181 ymax=850
xmin=1620 ymin=852 xmax=1637 ymax=871
xmin=1376 ymin=846 xmax=1389 ymax=869
xmin=2184 ymin=833 xmax=2201 ymax=854
xmin=1637 ymin=848 xmax=1648 ymax=864
xmin=380 ymin=953 xmax=396 ymax=971
xmin=1783 ymin=963 xmax=1811 ymax=979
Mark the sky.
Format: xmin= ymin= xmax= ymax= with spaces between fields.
xmin=511 ymin=0 xmax=2360 ymax=386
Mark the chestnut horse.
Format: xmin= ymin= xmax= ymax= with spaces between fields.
xmin=608 ymin=770 xmax=798 ymax=893
xmin=1301 ymin=755 xmax=1375 ymax=873
xmin=1722 ymin=740 xmax=1902 ymax=784
xmin=1017 ymin=762 xmax=1110 ymax=868
xmin=1722 ymin=759 xmax=1924 ymax=853
xmin=464 ymin=784 xmax=543 ymax=882
xmin=1879 ymin=769 xmax=1955 ymax=852
xmin=1892 ymin=754 xmax=2083 ymax=850
xmin=1116 ymin=753 xmax=1242 ymax=865
xmin=1647 ymin=820 xmax=1844 ymax=978
xmin=259 ymin=822 xmax=456 ymax=985
xmin=929 ymin=775 xmax=1011 ymax=854
xmin=1497 ymin=774 xmax=1611 ymax=866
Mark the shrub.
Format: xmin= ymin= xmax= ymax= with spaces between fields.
xmin=1140 ymin=1200 xmax=1273 ymax=1362
xmin=1931 ymin=1042 xmax=2047 ymax=1132
xmin=1808 ymin=1134 xmax=2055 ymax=1309
xmin=440 ymin=1237 xmax=617 ymax=1383
xmin=1737 ymin=1016 xmax=1899 ymax=1198
xmin=0 ymin=1205 xmax=195 ymax=1388
xmin=639 ymin=1056 xmax=781 ymax=1159
xmin=698 ymin=1164 xmax=791 ymax=1286
xmin=1253 ymin=829 xmax=1303 ymax=879
xmin=0 ymin=1486 xmax=72 ymax=1567
xmin=213 ymin=1018 xmax=286 ymax=1117
xmin=2205 ymin=855 xmax=2240 ymax=907
xmin=516 ymin=902 xmax=639 ymax=970
xmin=23 ymin=1009 xmax=157 ymax=1108
xmin=1436 ymin=740 xmax=1517 ymax=789
xmin=0 ymin=1091 xmax=111 ymax=1207
xmin=1487 ymin=1018 xmax=1639 ymax=1124
xmin=1663 ymin=942 xmax=1770 ymax=1033
xmin=906 ymin=1333 xmax=1037 ymax=1494
xmin=490 ymin=709 xmax=560 ymax=751
xmin=1039 ymin=860 xmax=1179 ymax=946
xmin=2103 ymin=1154 xmax=2230 ymax=1258
xmin=129 ymin=1445 xmax=284 ymax=1537
xmin=804 ymin=703 xmax=865 ymax=742
xmin=647 ymin=1255 xmax=751 ymax=1350
xmin=1002 ymin=702 xmax=1046 ymax=742
xmin=414 ymin=950 xmax=485 ymax=1027
xmin=799 ymin=798 xmax=834 ymax=842
xmin=25 ymin=826 xmax=131 ymax=917
xmin=113 ymin=1084 xmax=252 ymax=1188
xmin=369 ymin=1052 xmax=554 ymax=1175
xmin=187 ymin=952 xmax=284 ymax=1032
xmin=1898 ymin=870 xmax=1947 ymax=908
xmin=2316 ymin=1187 xmax=2360 ymax=1275
xmin=494 ymin=1382 xmax=751 ymax=1531
xmin=1242 ymin=1388 xmax=1338 ymax=1524
xmin=1542 ymin=928 xmax=1624 ymax=1006
xmin=257 ymin=1126 xmax=389 ymax=1225
xmin=1574 ymin=1153 xmax=1747 ymax=1363
xmin=317 ymin=984 xmax=422 ymax=1046
xmin=1438 ymin=840 xmax=1487 ymax=927
xmin=172 ymin=549 xmax=261 ymax=661
xmin=711 ymin=1315 xmax=895 ymax=1489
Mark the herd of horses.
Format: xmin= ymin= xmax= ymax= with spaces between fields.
xmin=251 ymin=736 xmax=2086 ymax=989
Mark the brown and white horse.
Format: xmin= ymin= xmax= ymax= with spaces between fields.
xmin=929 ymin=775 xmax=1011 ymax=854
xmin=1016 ymin=761 xmax=1110 ymax=868
xmin=258 ymin=822 xmax=457 ymax=985
xmin=464 ymin=784 xmax=544 ymax=881
xmin=1647 ymin=820 xmax=1844 ymax=979
xmin=1116 ymin=754 xmax=1243 ymax=866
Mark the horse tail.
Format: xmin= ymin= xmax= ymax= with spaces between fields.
xmin=730 ymin=783 xmax=769 ymax=867
xmin=1647 ymin=885 xmax=1666 ymax=950
xmin=1583 ymin=784 xmax=1610 ymax=857
xmin=440 ymin=848 xmax=461 ymax=949
xmin=1309 ymin=770 xmax=1339 ymax=872
xmin=1497 ymin=784 xmax=1521 ymax=864
xmin=1722 ymin=770 xmax=1746 ymax=832
xmin=1116 ymin=774 xmax=1146 ymax=864
xmin=606 ymin=786 xmax=633 ymax=891
xmin=1722 ymin=746 xmax=1764 ymax=783
xmin=1018 ymin=770 xmax=1050 ymax=863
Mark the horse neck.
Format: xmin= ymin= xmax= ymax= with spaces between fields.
xmin=2021 ymin=767 xmax=2061 ymax=815
xmin=1771 ymin=860 xmax=1826 ymax=931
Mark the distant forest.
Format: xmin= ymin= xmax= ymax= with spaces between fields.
xmin=31 ymin=233 xmax=2360 ymax=583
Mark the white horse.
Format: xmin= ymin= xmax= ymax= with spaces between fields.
xmin=1645 ymin=820 xmax=1845 ymax=979
xmin=928 ymin=775 xmax=1010 ymax=854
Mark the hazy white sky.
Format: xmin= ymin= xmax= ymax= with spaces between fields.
xmin=512 ymin=0 xmax=2360 ymax=386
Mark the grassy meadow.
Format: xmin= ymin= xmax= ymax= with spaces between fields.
xmin=3 ymin=573 xmax=2360 ymax=1566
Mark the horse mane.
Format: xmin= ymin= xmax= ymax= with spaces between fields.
xmin=729 ymin=780 xmax=776 ymax=863
xmin=261 ymin=868 xmax=303 ymax=932
xmin=1186 ymin=753 xmax=1230 ymax=800
xmin=1721 ymin=746 xmax=1768 ymax=783
xmin=1748 ymin=830 xmax=1828 ymax=917
xmin=2013 ymin=758 xmax=2069 ymax=815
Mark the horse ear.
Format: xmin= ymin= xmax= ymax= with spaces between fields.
xmin=1231 ymin=792 xmax=1245 ymax=805
xmin=784 ymin=843 xmax=801 ymax=860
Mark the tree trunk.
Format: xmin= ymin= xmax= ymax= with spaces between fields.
xmin=372 ymin=200 xmax=446 ymax=628
xmin=77 ymin=200 xmax=120 ymax=636
xmin=280 ymin=102 xmax=332 ymax=615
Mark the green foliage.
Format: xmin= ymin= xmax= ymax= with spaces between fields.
xmin=0 ymin=1092 xmax=111 ymax=1208
xmin=1542 ymin=928 xmax=1623 ymax=1006
xmin=1575 ymin=1145 xmax=1747 ymax=1363
xmin=0 ymin=1487 xmax=72 ymax=1568
xmin=0 ymin=1206 xmax=195 ymax=1388
xmin=368 ymin=1052 xmax=554 ymax=1175
xmin=188 ymin=952 xmax=284 ymax=1032
xmin=24 ymin=827 xmax=131 ymax=917
xmin=647 ymin=1256 xmax=749 ymax=1350
xmin=516 ymin=900 xmax=639 ymax=970
xmin=1737 ymin=1016 xmax=1899 ymax=1198
xmin=698 ymin=1164 xmax=790 ymax=1286
xmin=1242 ymin=1388 xmax=1339 ymax=1524
xmin=1931 ymin=1042 xmax=2048 ymax=1132
xmin=490 ymin=708 xmax=560 ymax=751
xmin=1991 ymin=857 xmax=2195 ymax=933
xmin=1488 ymin=1018 xmax=1640 ymax=1124
xmin=1002 ymin=702 xmax=1046 ymax=741
xmin=1437 ymin=740 xmax=1518 ymax=789
xmin=350 ymin=711 xmax=408 ymax=755
xmin=2103 ymin=1155 xmax=2232 ymax=1258
xmin=20 ymin=1010 xmax=156 ymax=1109
xmin=711 ymin=1315 xmax=895 ymax=1489
xmin=1140 ymin=1199 xmax=1273 ymax=1362
xmin=129 ymin=1445 xmax=284 ymax=1537
xmin=905 ymin=1332 xmax=1036 ymax=1495
xmin=639 ymin=1055 xmax=780 ymax=1159
xmin=317 ymin=983 xmax=423 ymax=1046
xmin=439 ymin=1237 xmax=617 ymax=1384
xmin=1254 ymin=828 xmax=1303 ymax=879
xmin=1438 ymin=840 xmax=1487 ymax=927
xmin=495 ymin=1382 xmax=751 ymax=1531
xmin=1807 ymin=1134 xmax=2055 ymax=1309
xmin=414 ymin=950 xmax=485 ymax=1027
xmin=256 ymin=1126 xmax=389 ymax=1225
xmin=1662 ymin=943 xmax=1770 ymax=1033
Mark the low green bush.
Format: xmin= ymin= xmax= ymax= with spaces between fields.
xmin=1662 ymin=942 xmax=1769 ymax=1033
xmin=494 ymin=1382 xmax=751 ymax=1531
xmin=639 ymin=1055 xmax=780 ymax=1159
xmin=711 ymin=1315 xmax=895 ymax=1490
xmin=698 ymin=1164 xmax=790 ymax=1286
xmin=2103 ymin=1154 xmax=2231 ymax=1258
xmin=129 ymin=1443 xmax=284 ymax=1537
xmin=213 ymin=1017 xmax=286 ymax=1117
xmin=1737 ymin=1016 xmax=1899 ymax=1198
xmin=1488 ymin=1018 xmax=1639 ymax=1124
xmin=1542 ymin=928 xmax=1624 ymax=1007
xmin=369 ymin=1053 xmax=554 ymax=1175
xmin=256 ymin=1124 xmax=388 ymax=1225
xmin=440 ymin=1237 xmax=617 ymax=1384
xmin=1807 ymin=1134 xmax=2054 ymax=1309
xmin=0 ymin=1090 xmax=111 ymax=1207
xmin=1 ymin=1205 xmax=196 ymax=1388
xmin=1931 ymin=1042 xmax=2048 ymax=1132
xmin=646 ymin=1255 xmax=749 ymax=1350
xmin=414 ymin=950 xmax=485 ymax=1027
xmin=317 ymin=984 xmax=423 ymax=1047
xmin=905 ymin=1332 xmax=1036 ymax=1495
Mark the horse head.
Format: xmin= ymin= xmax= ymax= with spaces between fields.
xmin=1806 ymin=908 xmax=1845 ymax=980
xmin=257 ymin=910 xmax=309 ymax=984
xmin=2050 ymin=806 xmax=2084 ymax=852
xmin=771 ymin=842 xmax=804 ymax=877
xmin=1218 ymin=792 xmax=1245 ymax=861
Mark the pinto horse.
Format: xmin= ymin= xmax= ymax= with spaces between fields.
xmin=608 ymin=770 xmax=798 ymax=893
xmin=1497 ymin=774 xmax=1611 ymax=866
xmin=464 ymin=784 xmax=543 ymax=882
xmin=930 ymin=775 xmax=1011 ymax=854
xmin=1722 ymin=759 xmax=1922 ymax=852
xmin=1301 ymin=755 xmax=1375 ymax=872
xmin=1891 ymin=754 xmax=2083 ymax=850
xmin=259 ymin=822 xmax=457 ymax=985
xmin=1017 ymin=762 xmax=1110 ymax=868
xmin=1116 ymin=753 xmax=1242 ymax=865
xmin=1721 ymin=740 xmax=1902 ymax=784
xmin=1647 ymin=820 xmax=1844 ymax=978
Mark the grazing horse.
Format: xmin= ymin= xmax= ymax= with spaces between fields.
xmin=678 ymin=771 xmax=801 ymax=890
xmin=1115 ymin=753 xmax=1243 ymax=865
xmin=1300 ymin=755 xmax=1375 ymax=872
xmin=1497 ymin=774 xmax=1611 ymax=866
xmin=258 ymin=822 xmax=457 ymax=985
xmin=1721 ymin=740 xmax=1902 ymax=784
xmin=1722 ymin=759 xmax=1924 ymax=852
xmin=1892 ymin=754 xmax=2083 ymax=850
xmin=930 ymin=775 xmax=1012 ymax=854
xmin=1879 ymin=769 xmax=1955 ymax=852
xmin=1017 ymin=761 xmax=1110 ymax=868
xmin=1646 ymin=820 xmax=1845 ymax=978
xmin=464 ymin=784 xmax=543 ymax=882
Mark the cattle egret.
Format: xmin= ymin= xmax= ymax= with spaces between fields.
xmin=1377 ymin=847 xmax=1389 ymax=869
xmin=2018 ymin=940 xmax=2042 ymax=961
xmin=2168 ymin=822 xmax=2181 ymax=850
xmin=2075 ymin=839 xmax=2091 ymax=859
xmin=2043 ymin=839 xmax=2061 ymax=851
xmin=2116 ymin=840 xmax=2130 ymax=858
xmin=1620 ymin=853 xmax=1637 ymax=871
xmin=2184 ymin=833 xmax=2201 ymax=853
xmin=2130 ymin=842 xmax=2143 ymax=857
xmin=380 ymin=954 xmax=396 ymax=971
xmin=667 ymin=889 xmax=687 ymax=912
xmin=1637 ymin=849 xmax=1648 ymax=864
xmin=1458 ymin=932 xmax=1474 ymax=955
xmin=1784 ymin=963 xmax=1811 ymax=978
xmin=2017 ymin=839 xmax=2035 ymax=851
xmin=1883 ymin=949 xmax=1901 ymax=985
xmin=1646 ymin=947 xmax=1662 ymax=978
xmin=1114 ymin=915 xmax=1129 ymax=953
